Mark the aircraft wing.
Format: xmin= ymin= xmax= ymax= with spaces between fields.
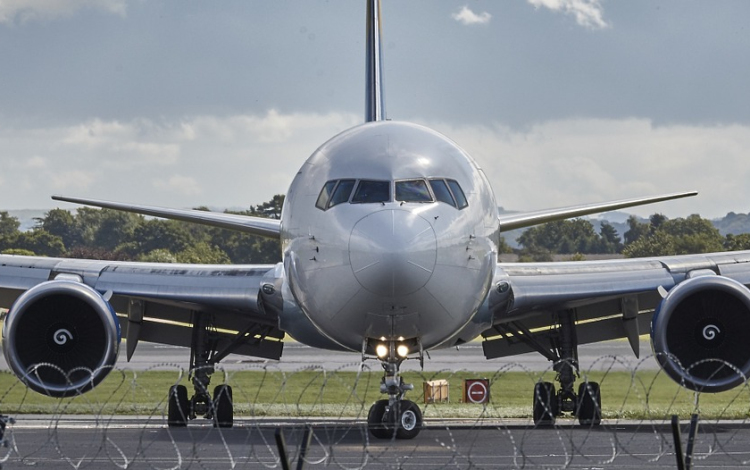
xmin=482 ymin=250 xmax=750 ymax=361
xmin=51 ymin=195 xmax=281 ymax=238
xmin=0 ymin=255 xmax=283 ymax=362
xmin=497 ymin=191 xmax=697 ymax=231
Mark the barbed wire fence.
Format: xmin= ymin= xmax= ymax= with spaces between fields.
xmin=1 ymin=354 xmax=749 ymax=469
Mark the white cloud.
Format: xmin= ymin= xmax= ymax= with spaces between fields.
xmin=152 ymin=175 xmax=203 ymax=197
xmin=426 ymin=118 xmax=750 ymax=219
xmin=452 ymin=6 xmax=492 ymax=26
xmin=50 ymin=170 xmax=96 ymax=192
xmin=527 ymin=0 xmax=608 ymax=29
xmin=2 ymin=112 xmax=748 ymax=220
xmin=0 ymin=111 xmax=359 ymax=210
xmin=0 ymin=0 xmax=127 ymax=24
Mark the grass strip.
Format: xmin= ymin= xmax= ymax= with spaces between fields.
xmin=1 ymin=368 xmax=748 ymax=420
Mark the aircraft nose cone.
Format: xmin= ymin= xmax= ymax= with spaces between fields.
xmin=349 ymin=210 xmax=437 ymax=297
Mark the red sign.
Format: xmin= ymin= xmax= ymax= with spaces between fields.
xmin=464 ymin=379 xmax=490 ymax=404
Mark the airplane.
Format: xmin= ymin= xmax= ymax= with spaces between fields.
xmin=3 ymin=0 xmax=750 ymax=439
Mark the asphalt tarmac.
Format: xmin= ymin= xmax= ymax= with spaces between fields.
xmin=4 ymin=415 xmax=750 ymax=469
xmin=1 ymin=339 xmax=726 ymax=469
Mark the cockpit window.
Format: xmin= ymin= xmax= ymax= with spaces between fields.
xmin=316 ymin=177 xmax=466 ymax=210
xmin=329 ymin=179 xmax=356 ymax=207
xmin=447 ymin=179 xmax=468 ymax=209
xmin=395 ymin=180 xmax=433 ymax=203
xmin=428 ymin=179 xmax=456 ymax=207
xmin=352 ymin=180 xmax=390 ymax=203
xmin=315 ymin=180 xmax=338 ymax=210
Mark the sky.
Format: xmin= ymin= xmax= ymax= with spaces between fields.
xmin=1 ymin=0 xmax=749 ymax=219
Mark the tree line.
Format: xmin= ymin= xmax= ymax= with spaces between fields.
xmin=0 ymin=195 xmax=285 ymax=264
xmin=515 ymin=213 xmax=750 ymax=261
xmin=2 ymin=198 xmax=750 ymax=263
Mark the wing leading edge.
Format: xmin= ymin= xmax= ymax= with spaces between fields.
xmin=498 ymin=191 xmax=697 ymax=232
xmin=52 ymin=195 xmax=281 ymax=239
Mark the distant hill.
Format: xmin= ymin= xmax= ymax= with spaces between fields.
xmin=712 ymin=212 xmax=750 ymax=236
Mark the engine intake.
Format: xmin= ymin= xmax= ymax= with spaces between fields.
xmin=651 ymin=275 xmax=750 ymax=393
xmin=2 ymin=280 xmax=120 ymax=397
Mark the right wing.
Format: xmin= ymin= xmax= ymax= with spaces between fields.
xmin=51 ymin=195 xmax=281 ymax=238
xmin=497 ymin=191 xmax=697 ymax=231
xmin=480 ymin=250 xmax=750 ymax=392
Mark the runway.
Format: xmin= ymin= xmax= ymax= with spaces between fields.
xmin=0 ymin=339 xmax=719 ymax=469
xmin=4 ymin=415 xmax=750 ymax=469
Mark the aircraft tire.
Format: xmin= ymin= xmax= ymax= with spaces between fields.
xmin=167 ymin=385 xmax=189 ymax=427
xmin=533 ymin=382 xmax=557 ymax=426
xmin=395 ymin=400 xmax=422 ymax=440
xmin=367 ymin=399 xmax=390 ymax=439
xmin=213 ymin=384 xmax=233 ymax=428
xmin=576 ymin=382 xmax=601 ymax=426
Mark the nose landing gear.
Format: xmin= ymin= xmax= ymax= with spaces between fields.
xmin=366 ymin=340 xmax=423 ymax=439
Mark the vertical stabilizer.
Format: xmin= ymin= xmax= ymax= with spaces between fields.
xmin=365 ymin=0 xmax=385 ymax=122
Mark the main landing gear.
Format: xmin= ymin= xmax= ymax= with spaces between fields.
xmin=165 ymin=311 xmax=278 ymax=428
xmin=366 ymin=341 xmax=423 ymax=439
xmin=494 ymin=309 xmax=602 ymax=426
xmin=167 ymin=312 xmax=234 ymax=428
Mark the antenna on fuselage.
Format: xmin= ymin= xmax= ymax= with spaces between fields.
xmin=365 ymin=0 xmax=385 ymax=122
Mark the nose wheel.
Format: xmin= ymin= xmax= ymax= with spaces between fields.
xmin=366 ymin=340 xmax=423 ymax=439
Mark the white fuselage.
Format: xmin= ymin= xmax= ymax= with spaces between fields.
xmin=280 ymin=121 xmax=500 ymax=352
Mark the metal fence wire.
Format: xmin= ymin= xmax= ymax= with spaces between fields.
xmin=1 ymin=355 xmax=749 ymax=469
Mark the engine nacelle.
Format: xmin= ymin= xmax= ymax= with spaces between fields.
xmin=2 ymin=280 xmax=121 ymax=397
xmin=651 ymin=275 xmax=750 ymax=393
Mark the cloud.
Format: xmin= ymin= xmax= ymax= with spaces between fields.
xmin=152 ymin=175 xmax=203 ymax=197
xmin=0 ymin=111 xmax=359 ymax=210
xmin=2 ymin=112 xmax=748 ymax=220
xmin=527 ymin=0 xmax=608 ymax=29
xmin=0 ymin=0 xmax=127 ymax=24
xmin=425 ymin=118 xmax=750 ymax=219
xmin=452 ymin=6 xmax=492 ymax=26
xmin=50 ymin=170 xmax=95 ymax=191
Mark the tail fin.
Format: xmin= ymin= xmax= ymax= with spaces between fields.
xmin=365 ymin=0 xmax=385 ymax=122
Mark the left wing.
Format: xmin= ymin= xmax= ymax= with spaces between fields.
xmin=51 ymin=195 xmax=281 ymax=238
xmin=0 ymin=254 xmax=283 ymax=395
xmin=480 ymin=250 xmax=750 ymax=392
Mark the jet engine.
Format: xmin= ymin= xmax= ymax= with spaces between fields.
xmin=2 ymin=280 xmax=120 ymax=397
xmin=651 ymin=275 xmax=750 ymax=393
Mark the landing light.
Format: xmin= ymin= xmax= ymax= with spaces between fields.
xmin=376 ymin=344 xmax=388 ymax=358
xmin=396 ymin=344 xmax=409 ymax=358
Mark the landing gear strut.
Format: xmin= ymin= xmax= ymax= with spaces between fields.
xmin=494 ymin=309 xmax=601 ymax=426
xmin=366 ymin=341 xmax=423 ymax=439
xmin=167 ymin=312 xmax=234 ymax=428
xmin=532 ymin=310 xmax=601 ymax=426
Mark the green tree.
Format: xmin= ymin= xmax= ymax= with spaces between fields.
xmin=93 ymin=210 xmax=143 ymax=251
xmin=0 ymin=211 xmax=20 ymax=238
xmin=598 ymin=221 xmax=623 ymax=254
xmin=623 ymin=214 xmax=724 ymax=257
xmin=725 ymin=233 xmax=750 ymax=251
xmin=138 ymin=249 xmax=178 ymax=263
xmin=37 ymin=209 xmax=79 ymax=248
xmin=129 ymin=219 xmax=192 ymax=255
xmin=660 ymin=214 xmax=724 ymax=254
xmin=623 ymin=230 xmax=676 ymax=257
xmin=1 ymin=230 xmax=66 ymax=257
xmin=517 ymin=219 xmax=602 ymax=254
xmin=175 ymin=242 xmax=231 ymax=264
xmin=623 ymin=215 xmax=649 ymax=246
